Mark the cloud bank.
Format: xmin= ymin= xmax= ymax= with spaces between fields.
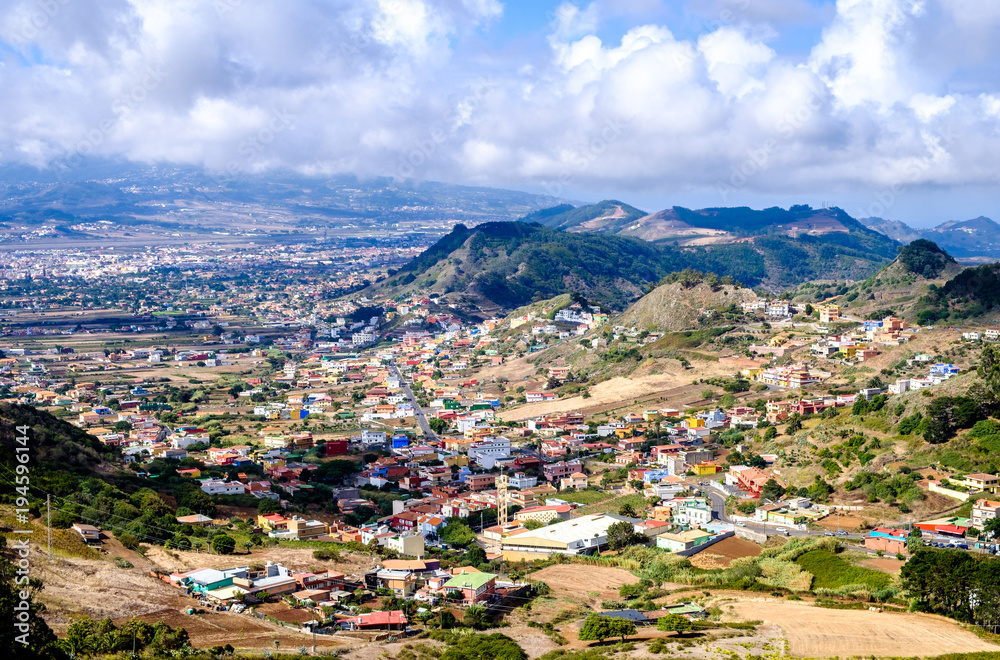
xmin=2 ymin=0 xmax=999 ymax=219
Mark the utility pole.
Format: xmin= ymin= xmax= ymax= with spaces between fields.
xmin=47 ymin=494 xmax=52 ymax=561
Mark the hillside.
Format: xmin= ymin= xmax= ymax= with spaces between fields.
xmin=860 ymin=216 xmax=924 ymax=244
xmin=376 ymin=209 xmax=900 ymax=314
xmin=618 ymin=273 xmax=759 ymax=332
xmin=0 ymin=402 xmax=121 ymax=496
xmin=527 ymin=200 xmax=647 ymax=233
xmin=863 ymin=214 xmax=1000 ymax=259
xmin=792 ymin=239 xmax=964 ymax=322
xmin=378 ymin=221 xmax=682 ymax=313
xmin=914 ymin=261 xmax=1000 ymax=324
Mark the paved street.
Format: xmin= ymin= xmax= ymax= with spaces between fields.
xmin=389 ymin=360 xmax=436 ymax=441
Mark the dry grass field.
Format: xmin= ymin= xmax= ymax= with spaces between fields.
xmin=725 ymin=598 xmax=999 ymax=657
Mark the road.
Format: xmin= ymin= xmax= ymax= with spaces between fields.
xmin=389 ymin=360 xmax=437 ymax=441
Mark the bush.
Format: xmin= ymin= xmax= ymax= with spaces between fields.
xmin=211 ymin=534 xmax=236 ymax=555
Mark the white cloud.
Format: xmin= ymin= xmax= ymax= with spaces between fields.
xmin=0 ymin=0 xmax=999 ymax=213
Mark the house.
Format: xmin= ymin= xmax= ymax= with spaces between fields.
xmin=385 ymin=533 xmax=425 ymax=557
xmin=200 ymin=478 xmax=246 ymax=496
xmin=560 ymin=472 xmax=588 ymax=490
xmin=508 ymin=472 xmax=537 ymax=490
xmin=866 ymin=528 xmax=909 ymax=555
xmin=957 ymin=473 xmax=999 ymax=494
xmin=972 ymin=499 xmax=1000 ymax=528
xmin=443 ymin=571 xmax=497 ymax=604
xmin=176 ymin=514 xmax=213 ymax=526
xmin=72 ymin=523 xmax=101 ymax=544
xmin=656 ymin=529 xmax=713 ymax=553
xmin=375 ymin=569 xmax=418 ymax=597
xmin=465 ymin=473 xmax=496 ymax=491
xmin=344 ymin=610 xmax=408 ymax=631
xmin=515 ymin=504 xmax=573 ymax=524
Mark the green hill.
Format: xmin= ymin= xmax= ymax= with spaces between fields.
xmin=527 ymin=200 xmax=647 ymax=232
xmin=378 ymin=210 xmax=901 ymax=314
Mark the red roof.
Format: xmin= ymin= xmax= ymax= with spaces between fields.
xmin=353 ymin=610 xmax=407 ymax=627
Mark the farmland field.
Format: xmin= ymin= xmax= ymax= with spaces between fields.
xmin=554 ymin=489 xmax=613 ymax=505
xmin=575 ymin=493 xmax=646 ymax=516
xmin=689 ymin=535 xmax=762 ymax=569
xmin=726 ymin=598 xmax=999 ymax=657
xmin=795 ymin=548 xmax=893 ymax=590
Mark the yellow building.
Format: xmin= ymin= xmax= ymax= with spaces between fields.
xmin=819 ymin=304 xmax=841 ymax=323
xmin=691 ymin=463 xmax=718 ymax=476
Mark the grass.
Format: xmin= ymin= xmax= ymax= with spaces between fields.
xmin=795 ymin=549 xmax=893 ymax=591
xmin=555 ymin=490 xmax=613 ymax=505
xmin=575 ymin=493 xmax=647 ymax=517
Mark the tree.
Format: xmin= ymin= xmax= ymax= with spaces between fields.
xmin=760 ymin=479 xmax=786 ymax=502
xmin=984 ymin=518 xmax=1000 ymax=541
xmin=978 ymin=344 xmax=1000 ymax=407
xmin=440 ymin=632 xmax=526 ymax=660
xmin=578 ymin=614 xmax=615 ymax=644
xmin=257 ymin=498 xmax=282 ymax=514
xmin=463 ymin=604 xmax=490 ymax=630
xmin=211 ymin=534 xmax=236 ymax=555
xmin=429 ymin=417 xmax=449 ymax=434
xmin=609 ymin=617 xmax=636 ymax=642
xmin=656 ymin=614 xmax=692 ymax=635
xmin=618 ymin=503 xmax=637 ymax=518
xmin=763 ymin=426 xmax=777 ymax=442
xmin=0 ymin=539 xmax=62 ymax=658
xmin=439 ymin=610 xmax=457 ymax=629
xmin=440 ymin=521 xmax=477 ymax=548
xmin=606 ymin=521 xmax=641 ymax=551
xmin=906 ymin=526 xmax=924 ymax=553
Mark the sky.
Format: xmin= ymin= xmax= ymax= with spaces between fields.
xmin=2 ymin=0 xmax=1000 ymax=226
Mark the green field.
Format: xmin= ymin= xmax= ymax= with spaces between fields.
xmin=575 ymin=493 xmax=646 ymax=516
xmin=553 ymin=489 xmax=613 ymax=505
xmin=795 ymin=548 xmax=893 ymax=590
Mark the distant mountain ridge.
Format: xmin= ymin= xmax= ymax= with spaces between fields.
xmin=861 ymin=215 xmax=1000 ymax=259
xmin=375 ymin=203 xmax=901 ymax=314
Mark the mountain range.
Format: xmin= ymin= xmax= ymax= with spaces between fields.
xmin=860 ymin=215 xmax=1000 ymax=260
xmin=374 ymin=203 xmax=901 ymax=314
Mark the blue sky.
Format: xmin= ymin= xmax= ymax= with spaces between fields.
xmin=2 ymin=0 xmax=1000 ymax=226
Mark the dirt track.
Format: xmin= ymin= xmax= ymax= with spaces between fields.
xmin=726 ymin=598 xmax=998 ymax=657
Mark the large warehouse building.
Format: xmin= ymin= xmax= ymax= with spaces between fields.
xmin=500 ymin=513 xmax=638 ymax=560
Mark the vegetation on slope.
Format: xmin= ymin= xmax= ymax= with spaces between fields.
xmin=526 ymin=200 xmax=647 ymax=232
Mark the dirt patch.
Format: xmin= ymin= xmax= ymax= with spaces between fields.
xmin=530 ymin=564 xmax=638 ymax=605
xmin=725 ymin=598 xmax=998 ymax=657
xmin=815 ymin=515 xmax=866 ymax=531
xmin=126 ymin=607 xmax=346 ymax=651
xmin=688 ymin=536 xmax=762 ymax=569
xmin=142 ymin=544 xmax=377 ymax=578
xmin=861 ymin=558 xmax=906 ymax=574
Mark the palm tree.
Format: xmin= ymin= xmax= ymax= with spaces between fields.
xmin=463 ymin=604 xmax=489 ymax=629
